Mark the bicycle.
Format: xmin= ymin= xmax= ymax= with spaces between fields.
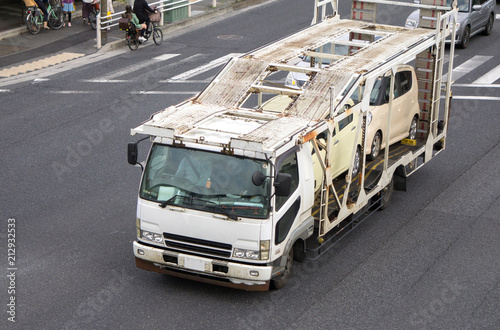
xmin=25 ymin=0 xmax=64 ymax=35
xmin=88 ymin=1 xmax=99 ymax=30
xmin=120 ymin=12 xmax=163 ymax=51
xmin=143 ymin=20 xmax=163 ymax=46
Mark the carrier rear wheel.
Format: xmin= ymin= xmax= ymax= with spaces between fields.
xmin=379 ymin=177 xmax=394 ymax=210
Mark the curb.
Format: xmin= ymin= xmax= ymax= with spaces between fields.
xmin=98 ymin=0 xmax=270 ymax=54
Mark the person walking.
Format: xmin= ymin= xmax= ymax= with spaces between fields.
xmin=61 ymin=0 xmax=75 ymax=27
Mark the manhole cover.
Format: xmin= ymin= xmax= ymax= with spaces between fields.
xmin=217 ymin=35 xmax=243 ymax=40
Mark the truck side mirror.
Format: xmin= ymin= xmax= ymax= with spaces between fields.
xmin=252 ymin=171 xmax=266 ymax=186
xmin=274 ymin=173 xmax=292 ymax=197
xmin=127 ymin=143 xmax=138 ymax=165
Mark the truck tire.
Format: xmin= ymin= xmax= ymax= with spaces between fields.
xmin=271 ymin=248 xmax=293 ymax=290
xmin=379 ymin=177 xmax=394 ymax=210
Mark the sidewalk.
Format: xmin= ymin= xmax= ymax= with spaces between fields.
xmin=0 ymin=0 xmax=267 ymax=74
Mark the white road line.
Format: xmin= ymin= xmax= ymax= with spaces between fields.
xmin=169 ymin=53 xmax=243 ymax=81
xmin=99 ymin=53 xmax=181 ymax=81
xmin=0 ymin=89 xmax=10 ymax=92
xmin=152 ymin=54 xmax=181 ymax=61
xmin=448 ymin=96 xmax=500 ymax=101
xmin=472 ymin=64 xmax=500 ymax=84
xmin=159 ymin=79 xmax=212 ymax=84
xmin=454 ymin=84 xmax=500 ymax=88
xmin=130 ymin=91 xmax=199 ymax=95
xmin=82 ymin=79 xmax=130 ymax=83
xmin=444 ymin=55 xmax=493 ymax=82
xmin=497 ymin=14 xmax=500 ymax=20
xmin=49 ymin=90 xmax=99 ymax=94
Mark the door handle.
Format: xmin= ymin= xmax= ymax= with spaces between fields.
xmin=334 ymin=140 xmax=339 ymax=145
xmin=351 ymin=125 xmax=356 ymax=131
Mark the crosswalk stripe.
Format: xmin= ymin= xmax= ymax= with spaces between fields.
xmin=168 ymin=53 xmax=243 ymax=81
xmin=473 ymin=64 xmax=500 ymax=84
xmin=454 ymin=84 xmax=500 ymax=88
xmin=98 ymin=53 xmax=182 ymax=81
xmin=130 ymin=91 xmax=198 ymax=95
xmin=444 ymin=55 xmax=493 ymax=82
xmin=451 ymin=96 xmax=500 ymax=101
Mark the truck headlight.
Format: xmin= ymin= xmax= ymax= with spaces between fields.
xmin=233 ymin=240 xmax=270 ymax=260
xmin=234 ymin=248 xmax=260 ymax=259
xmin=140 ymin=230 xmax=164 ymax=244
xmin=405 ymin=19 xmax=418 ymax=28
xmin=367 ymin=111 xmax=373 ymax=126
xmin=285 ymin=73 xmax=298 ymax=88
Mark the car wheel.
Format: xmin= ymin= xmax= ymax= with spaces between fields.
xmin=482 ymin=13 xmax=494 ymax=36
xmin=459 ymin=26 xmax=470 ymax=49
xmin=367 ymin=131 xmax=382 ymax=161
xmin=352 ymin=147 xmax=361 ymax=178
xmin=409 ymin=115 xmax=418 ymax=140
xmin=271 ymin=248 xmax=293 ymax=290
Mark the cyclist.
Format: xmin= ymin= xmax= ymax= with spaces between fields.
xmin=123 ymin=5 xmax=146 ymax=38
xmin=34 ymin=0 xmax=49 ymax=29
xmin=133 ymin=0 xmax=156 ymax=41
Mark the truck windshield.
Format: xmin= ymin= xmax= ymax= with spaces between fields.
xmin=140 ymin=144 xmax=271 ymax=219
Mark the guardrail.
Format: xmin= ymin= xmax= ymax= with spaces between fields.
xmin=96 ymin=0 xmax=209 ymax=49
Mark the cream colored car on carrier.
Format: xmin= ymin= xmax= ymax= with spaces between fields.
xmin=365 ymin=65 xmax=420 ymax=160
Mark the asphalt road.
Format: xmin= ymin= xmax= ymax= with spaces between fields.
xmin=0 ymin=0 xmax=499 ymax=328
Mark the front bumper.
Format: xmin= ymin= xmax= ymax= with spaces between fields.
xmin=133 ymin=241 xmax=273 ymax=291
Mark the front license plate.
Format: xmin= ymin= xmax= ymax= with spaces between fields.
xmin=184 ymin=257 xmax=205 ymax=272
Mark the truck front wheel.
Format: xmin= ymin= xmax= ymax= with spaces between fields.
xmin=271 ymin=248 xmax=293 ymax=290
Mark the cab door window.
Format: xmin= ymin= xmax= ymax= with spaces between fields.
xmin=275 ymin=152 xmax=299 ymax=210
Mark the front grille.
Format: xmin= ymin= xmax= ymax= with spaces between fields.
xmin=163 ymin=233 xmax=232 ymax=258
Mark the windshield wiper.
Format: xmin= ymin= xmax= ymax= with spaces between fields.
xmin=159 ymin=195 xmax=184 ymax=208
xmin=159 ymin=195 xmax=238 ymax=220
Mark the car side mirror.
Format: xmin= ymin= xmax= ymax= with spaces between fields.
xmin=274 ymin=173 xmax=292 ymax=197
xmin=472 ymin=4 xmax=481 ymax=11
xmin=127 ymin=143 xmax=138 ymax=165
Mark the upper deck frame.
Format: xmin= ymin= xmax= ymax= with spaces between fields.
xmin=132 ymin=10 xmax=451 ymax=156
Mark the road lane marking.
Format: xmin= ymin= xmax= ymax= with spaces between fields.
xmin=454 ymin=84 xmax=500 ymax=88
xmin=82 ymin=79 xmax=130 ymax=83
xmin=152 ymin=54 xmax=181 ymax=61
xmin=443 ymin=55 xmax=493 ymax=82
xmin=96 ymin=53 xmax=197 ymax=81
xmin=49 ymin=90 xmax=99 ymax=94
xmin=441 ymin=95 xmax=500 ymax=101
xmin=0 ymin=89 xmax=10 ymax=92
xmin=167 ymin=53 xmax=243 ymax=81
xmin=130 ymin=91 xmax=198 ymax=95
xmin=160 ymin=79 xmax=212 ymax=84
xmin=0 ymin=52 xmax=85 ymax=78
xmin=472 ymin=64 xmax=500 ymax=84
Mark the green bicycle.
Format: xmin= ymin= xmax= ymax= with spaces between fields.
xmin=26 ymin=0 xmax=64 ymax=35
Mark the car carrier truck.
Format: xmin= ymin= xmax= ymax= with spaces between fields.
xmin=128 ymin=0 xmax=457 ymax=290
